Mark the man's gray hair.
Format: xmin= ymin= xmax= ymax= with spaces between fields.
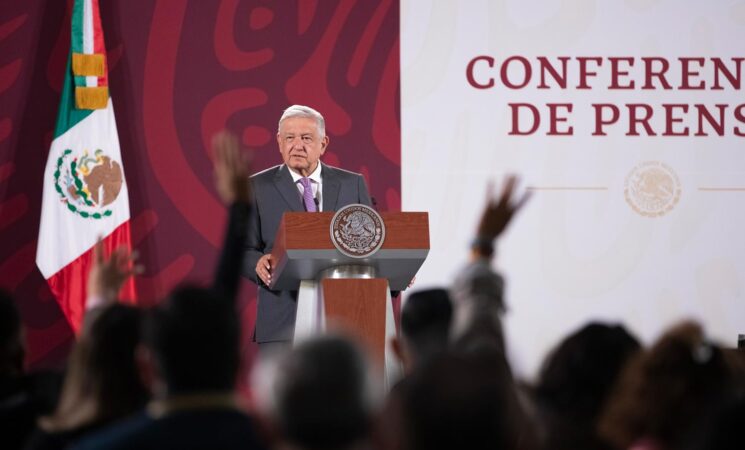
xmin=251 ymin=335 xmax=380 ymax=449
xmin=278 ymin=105 xmax=326 ymax=138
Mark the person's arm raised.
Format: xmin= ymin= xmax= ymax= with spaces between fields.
xmin=211 ymin=130 xmax=253 ymax=300
xmin=470 ymin=175 xmax=531 ymax=261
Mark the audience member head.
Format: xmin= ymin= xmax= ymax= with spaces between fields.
xmin=722 ymin=346 xmax=745 ymax=379
xmin=258 ymin=335 xmax=376 ymax=450
xmin=599 ymin=321 xmax=736 ymax=450
xmin=532 ymin=322 xmax=640 ymax=450
xmin=0 ymin=289 xmax=23 ymax=377
xmin=693 ymin=397 xmax=745 ymax=450
xmin=41 ymin=303 xmax=146 ymax=431
xmin=535 ymin=322 xmax=640 ymax=421
xmin=143 ymin=286 xmax=240 ymax=397
xmin=400 ymin=352 xmax=530 ymax=450
xmin=393 ymin=288 xmax=452 ymax=373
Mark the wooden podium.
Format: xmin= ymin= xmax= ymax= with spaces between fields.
xmin=268 ymin=211 xmax=429 ymax=387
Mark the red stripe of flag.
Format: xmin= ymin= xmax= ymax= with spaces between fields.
xmin=47 ymin=221 xmax=135 ymax=334
xmin=91 ymin=0 xmax=108 ymax=87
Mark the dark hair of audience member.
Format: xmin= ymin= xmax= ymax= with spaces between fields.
xmin=532 ymin=322 xmax=641 ymax=450
xmin=273 ymin=336 xmax=372 ymax=450
xmin=722 ymin=346 xmax=745 ymax=379
xmin=399 ymin=288 xmax=452 ymax=365
xmin=1 ymin=290 xmax=34 ymax=449
xmin=0 ymin=289 xmax=24 ymax=377
xmin=692 ymin=396 xmax=745 ymax=450
xmin=39 ymin=304 xmax=147 ymax=432
xmin=598 ymin=321 xmax=737 ymax=450
xmin=144 ymin=285 xmax=240 ymax=394
xmin=401 ymin=352 xmax=531 ymax=450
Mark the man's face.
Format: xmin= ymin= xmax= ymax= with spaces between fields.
xmin=277 ymin=116 xmax=328 ymax=176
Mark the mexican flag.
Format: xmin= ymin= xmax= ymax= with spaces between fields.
xmin=36 ymin=0 xmax=135 ymax=333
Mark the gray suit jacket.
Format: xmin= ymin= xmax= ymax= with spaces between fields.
xmin=244 ymin=163 xmax=372 ymax=342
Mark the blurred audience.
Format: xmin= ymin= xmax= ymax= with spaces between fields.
xmin=254 ymin=335 xmax=377 ymax=450
xmin=0 ymin=290 xmax=62 ymax=450
xmin=692 ymin=397 xmax=745 ymax=450
xmin=0 ymin=290 xmax=24 ymax=380
xmin=72 ymin=286 xmax=264 ymax=450
xmin=25 ymin=303 xmax=146 ymax=450
xmin=598 ymin=321 xmax=741 ymax=450
xmin=13 ymin=156 xmax=745 ymax=450
xmin=398 ymin=351 xmax=533 ymax=450
xmin=391 ymin=288 xmax=452 ymax=374
xmin=531 ymin=322 xmax=641 ymax=450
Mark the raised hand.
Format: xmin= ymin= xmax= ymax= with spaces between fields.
xmin=87 ymin=238 xmax=143 ymax=308
xmin=212 ymin=131 xmax=252 ymax=205
xmin=476 ymin=175 xmax=531 ymax=242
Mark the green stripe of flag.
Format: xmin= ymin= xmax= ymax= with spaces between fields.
xmin=71 ymin=0 xmax=85 ymax=87
xmin=54 ymin=51 xmax=94 ymax=139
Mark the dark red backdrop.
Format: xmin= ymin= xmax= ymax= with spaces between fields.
xmin=0 ymin=0 xmax=400 ymax=370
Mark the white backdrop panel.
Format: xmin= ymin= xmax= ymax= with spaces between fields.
xmin=401 ymin=0 xmax=745 ymax=378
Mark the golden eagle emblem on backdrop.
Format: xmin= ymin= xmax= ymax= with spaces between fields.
xmin=624 ymin=161 xmax=681 ymax=217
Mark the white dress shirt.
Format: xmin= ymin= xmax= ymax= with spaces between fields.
xmin=287 ymin=163 xmax=323 ymax=211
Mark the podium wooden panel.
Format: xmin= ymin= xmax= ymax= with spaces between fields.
xmin=322 ymin=278 xmax=388 ymax=365
xmin=268 ymin=211 xmax=429 ymax=385
xmin=269 ymin=212 xmax=429 ymax=291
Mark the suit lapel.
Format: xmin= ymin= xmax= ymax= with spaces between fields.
xmin=321 ymin=163 xmax=340 ymax=212
xmin=273 ymin=165 xmax=304 ymax=212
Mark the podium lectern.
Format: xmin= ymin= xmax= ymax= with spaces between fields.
xmin=268 ymin=211 xmax=429 ymax=387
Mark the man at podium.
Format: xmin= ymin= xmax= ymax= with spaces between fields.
xmin=245 ymin=105 xmax=372 ymax=352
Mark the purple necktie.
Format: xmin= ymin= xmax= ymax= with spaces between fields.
xmin=299 ymin=177 xmax=317 ymax=212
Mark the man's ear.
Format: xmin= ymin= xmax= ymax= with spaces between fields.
xmin=320 ymin=135 xmax=329 ymax=154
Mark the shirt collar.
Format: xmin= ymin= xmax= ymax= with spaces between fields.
xmin=288 ymin=162 xmax=322 ymax=184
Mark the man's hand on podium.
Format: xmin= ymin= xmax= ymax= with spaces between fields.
xmin=256 ymin=253 xmax=275 ymax=286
